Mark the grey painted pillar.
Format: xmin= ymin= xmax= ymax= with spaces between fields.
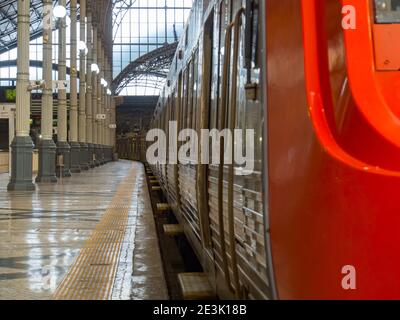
xmin=111 ymin=96 xmax=116 ymax=160
xmin=86 ymin=11 xmax=95 ymax=168
xmin=106 ymin=92 xmax=109 ymax=151
xmin=97 ymin=42 xmax=102 ymax=164
xmin=79 ymin=0 xmax=89 ymax=170
xmin=70 ymin=0 xmax=81 ymax=173
xmin=105 ymin=59 xmax=109 ymax=162
xmin=99 ymin=45 xmax=105 ymax=164
xmin=104 ymin=62 xmax=109 ymax=161
xmin=102 ymin=49 xmax=107 ymax=162
xmin=106 ymin=61 xmax=112 ymax=161
xmin=36 ymin=0 xmax=57 ymax=183
xmin=104 ymin=89 xmax=108 ymax=162
xmin=92 ymin=26 xmax=100 ymax=166
xmin=56 ymin=0 xmax=72 ymax=177
xmin=113 ymin=97 xmax=117 ymax=160
xmin=108 ymin=94 xmax=112 ymax=147
xmin=8 ymin=0 xmax=35 ymax=191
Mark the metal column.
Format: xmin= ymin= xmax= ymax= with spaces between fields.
xmin=56 ymin=0 xmax=72 ymax=177
xmin=8 ymin=0 xmax=35 ymax=191
xmin=92 ymin=26 xmax=100 ymax=166
xmin=79 ymin=0 xmax=90 ymax=170
xmin=86 ymin=10 xmax=95 ymax=168
xmin=70 ymin=0 xmax=81 ymax=173
xmin=36 ymin=0 xmax=57 ymax=183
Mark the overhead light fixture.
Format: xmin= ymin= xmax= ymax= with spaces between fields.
xmin=53 ymin=5 xmax=67 ymax=18
xmin=107 ymin=89 xmax=112 ymax=95
xmin=78 ymin=41 xmax=88 ymax=55
xmin=101 ymin=78 xmax=108 ymax=87
xmin=91 ymin=63 xmax=100 ymax=74
xmin=78 ymin=41 xmax=87 ymax=51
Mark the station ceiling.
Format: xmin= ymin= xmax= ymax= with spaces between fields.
xmin=0 ymin=0 xmax=48 ymax=54
xmin=0 ymin=0 xmax=132 ymax=55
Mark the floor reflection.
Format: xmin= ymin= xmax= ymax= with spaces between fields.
xmin=0 ymin=163 xmax=127 ymax=300
xmin=0 ymin=161 xmax=168 ymax=300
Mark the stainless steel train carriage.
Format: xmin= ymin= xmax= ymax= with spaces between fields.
xmin=151 ymin=0 xmax=400 ymax=300
xmin=149 ymin=0 xmax=271 ymax=300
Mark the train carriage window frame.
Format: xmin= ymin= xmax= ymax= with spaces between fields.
xmin=192 ymin=48 xmax=200 ymax=133
xmin=374 ymin=0 xmax=400 ymax=23
xmin=178 ymin=72 xmax=183 ymax=133
xmin=187 ymin=59 xmax=194 ymax=130
xmin=182 ymin=66 xmax=190 ymax=129
xmin=211 ymin=0 xmax=226 ymax=131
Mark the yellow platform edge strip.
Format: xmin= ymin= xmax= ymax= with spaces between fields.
xmin=52 ymin=164 xmax=136 ymax=300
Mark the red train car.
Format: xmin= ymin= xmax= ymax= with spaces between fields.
xmin=266 ymin=0 xmax=400 ymax=299
xmin=150 ymin=0 xmax=400 ymax=299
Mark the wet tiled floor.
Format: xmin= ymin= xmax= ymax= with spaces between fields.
xmin=0 ymin=160 xmax=168 ymax=300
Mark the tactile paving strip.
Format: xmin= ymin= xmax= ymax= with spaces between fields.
xmin=52 ymin=164 xmax=136 ymax=300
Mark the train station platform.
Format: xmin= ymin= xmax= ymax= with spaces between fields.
xmin=0 ymin=161 xmax=168 ymax=300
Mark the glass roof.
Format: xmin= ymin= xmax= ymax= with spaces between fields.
xmin=0 ymin=0 xmax=194 ymax=96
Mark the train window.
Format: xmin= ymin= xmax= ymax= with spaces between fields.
xmin=183 ymin=67 xmax=190 ymax=128
xmin=185 ymin=27 xmax=189 ymax=48
xmin=372 ymin=0 xmax=400 ymax=70
xmin=244 ymin=0 xmax=260 ymax=71
xmin=171 ymin=93 xmax=175 ymax=122
xmin=203 ymin=9 xmax=214 ymax=132
xmin=192 ymin=50 xmax=199 ymax=132
xmin=218 ymin=1 xmax=229 ymax=130
xmin=375 ymin=0 xmax=400 ymax=23
xmin=187 ymin=60 xmax=194 ymax=129
xmin=178 ymin=72 xmax=183 ymax=132
xmin=166 ymin=98 xmax=170 ymax=133
xmin=211 ymin=1 xmax=225 ymax=131
xmin=178 ymin=73 xmax=182 ymax=131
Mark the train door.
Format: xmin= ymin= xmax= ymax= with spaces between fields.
xmin=156 ymin=107 xmax=162 ymax=180
xmin=160 ymin=101 xmax=168 ymax=191
xmin=209 ymin=0 xmax=272 ymax=299
xmin=178 ymin=67 xmax=189 ymax=217
xmin=232 ymin=0 xmax=273 ymax=300
xmin=196 ymin=7 xmax=215 ymax=283
xmin=175 ymin=72 xmax=183 ymax=212
xmin=178 ymin=57 xmax=203 ymax=246
xmin=164 ymin=98 xmax=170 ymax=193
xmin=167 ymin=91 xmax=180 ymax=212
xmin=165 ymin=96 xmax=171 ymax=198
xmin=156 ymin=109 xmax=162 ymax=180
xmin=207 ymin=0 xmax=232 ymax=299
